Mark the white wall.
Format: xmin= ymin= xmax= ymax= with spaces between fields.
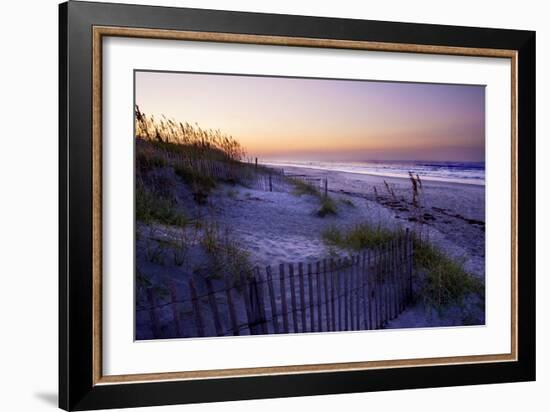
xmin=0 ymin=1 xmax=546 ymax=411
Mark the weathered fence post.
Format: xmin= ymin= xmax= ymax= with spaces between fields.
xmin=324 ymin=178 xmax=328 ymax=197
xmin=225 ymin=278 xmax=239 ymax=336
xmin=307 ymin=263 xmax=315 ymax=332
xmin=351 ymin=257 xmax=357 ymax=330
xmin=388 ymin=241 xmax=395 ymax=320
xmin=384 ymin=242 xmax=390 ymax=324
xmin=392 ymin=239 xmax=399 ymax=319
xmin=255 ymin=157 xmax=258 ymax=169
xmin=329 ymin=259 xmax=336 ymax=331
xmin=406 ymin=228 xmax=413 ymax=302
xmin=361 ymin=252 xmax=368 ymax=330
xmin=375 ymin=248 xmax=382 ymax=329
xmin=289 ymin=263 xmax=299 ymax=333
xmin=366 ymin=251 xmax=373 ymax=330
xmin=395 ymin=238 xmax=402 ymax=316
xmin=316 ymin=261 xmax=323 ymax=332
xmin=269 ymin=174 xmax=273 ymax=192
xmin=298 ymin=263 xmax=307 ymax=332
xmin=349 ymin=257 xmax=355 ymax=330
xmin=189 ymin=280 xmax=205 ymax=337
xmin=343 ymin=258 xmax=350 ymax=331
xmin=279 ymin=264 xmax=289 ymax=334
xmin=404 ymin=229 xmax=409 ymax=301
xmin=336 ymin=258 xmax=343 ymax=331
xmin=266 ymin=266 xmax=280 ymax=334
xmin=245 ymin=273 xmax=264 ymax=335
xmin=147 ymin=288 xmax=161 ymax=338
xmin=205 ymin=277 xmax=223 ymax=336
xmin=253 ymin=268 xmax=268 ymax=334
xmin=355 ymin=255 xmax=361 ymax=330
xmin=396 ymin=235 xmax=403 ymax=313
xmin=240 ymin=272 xmax=256 ymax=335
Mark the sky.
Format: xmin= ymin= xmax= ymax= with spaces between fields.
xmin=135 ymin=71 xmax=485 ymax=162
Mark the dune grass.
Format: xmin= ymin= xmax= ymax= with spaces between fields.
xmin=413 ymin=240 xmax=484 ymax=307
xmin=317 ymin=196 xmax=338 ymax=217
xmin=322 ymin=223 xmax=398 ymax=250
xmin=135 ymin=105 xmax=245 ymax=162
xmin=136 ymin=182 xmax=187 ymax=227
xmin=200 ymin=222 xmax=252 ymax=284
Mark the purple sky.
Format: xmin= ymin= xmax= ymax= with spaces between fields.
xmin=135 ymin=71 xmax=485 ymax=162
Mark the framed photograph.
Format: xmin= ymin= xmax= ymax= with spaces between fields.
xmin=59 ymin=1 xmax=535 ymax=410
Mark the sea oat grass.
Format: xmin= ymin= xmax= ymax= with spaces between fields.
xmin=413 ymin=239 xmax=484 ymax=307
xmin=322 ymin=223 xmax=398 ymax=250
xmin=136 ymin=184 xmax=187 ymax=227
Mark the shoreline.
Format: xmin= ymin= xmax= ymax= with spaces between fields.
xmin=260 ymin=161 xmax=485 ymax=187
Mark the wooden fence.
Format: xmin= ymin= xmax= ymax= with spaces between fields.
xmin=136 ymin=230 xmax=414 ymax=339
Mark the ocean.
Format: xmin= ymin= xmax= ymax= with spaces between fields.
xmin=262 ymin=160 xmax=485 ymax=186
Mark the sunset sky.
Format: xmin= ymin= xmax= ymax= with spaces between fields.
xmin=135 ymin=71 xmax=485 ymax=162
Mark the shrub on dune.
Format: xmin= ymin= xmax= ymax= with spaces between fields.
xmin=317 ymin=197 xmax=337 ymax=217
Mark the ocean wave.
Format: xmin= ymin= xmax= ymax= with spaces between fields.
xmin=261 ymin=160 xmax=485 ymax=185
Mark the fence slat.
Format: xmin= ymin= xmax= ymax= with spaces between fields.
xmin=355 ymin=255 xmax=361 ymax=330
xmin=330 ymin=259 xmax=336 ymax=331
xmin=384 ymin=244 xmax=390 ymax=325
xmin=190 ymin=280 xmax=205 ymax=337
xmin=240 ymin=272 xmax=255 ymax=335
xmin=336 ymin=259 xmax=343 ymax=331
xmin=289 ymin=263 xmax=299 ymax=333
xmin=349 ymin=257 xmax=354 ymax=330
xmin=298 ymin=263 xmax=307 ymax=332
xmin=399 ymin=235 xmax=407 ymax=310
xmin=344 ymin=258 xmax=349 ymax=331
xmin=392 ymin=239 xmax=399 ymax=319
xmin=266 ymin=266 xmax=280 ymax=334
xmin=307 ymin=263 xmax=315 ymax=332
xmin=205 ymin=277 xmax=223 ymax=336
xmin=365 ymin=251 xmax=372 ymax=330
xmin=279 ymin=264 xmax=289 ymax=334
xmin=354 ymin=255 xmax=359 ymax=330
xmin=254 ymin=268 xmax=268 ymax=334
xmin=388 ymin=241 xmax=395 ymax=320
xmin=316 ymin=261 xmax=323 ymax=333
xmin=324 ymin=259 xmax=332 ymax=332
xmin=375 ymin=248 xmax=382 ymax=329
xmin=404 ymin=232 xmax=408 ymax=301
xmin=408 ymin=230 xmax=414 ymax=302
xmin=225 ymin=278 xmax=239 ymax=336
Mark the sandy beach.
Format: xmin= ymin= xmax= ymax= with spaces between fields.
xmin=199 ymin=164 xmax=485 ymax=278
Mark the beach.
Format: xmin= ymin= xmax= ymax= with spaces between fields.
xmin=207 ymin=164 xmax=485 ymax=278
xmin=136 ymin=161 xmax=486 ymax=337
